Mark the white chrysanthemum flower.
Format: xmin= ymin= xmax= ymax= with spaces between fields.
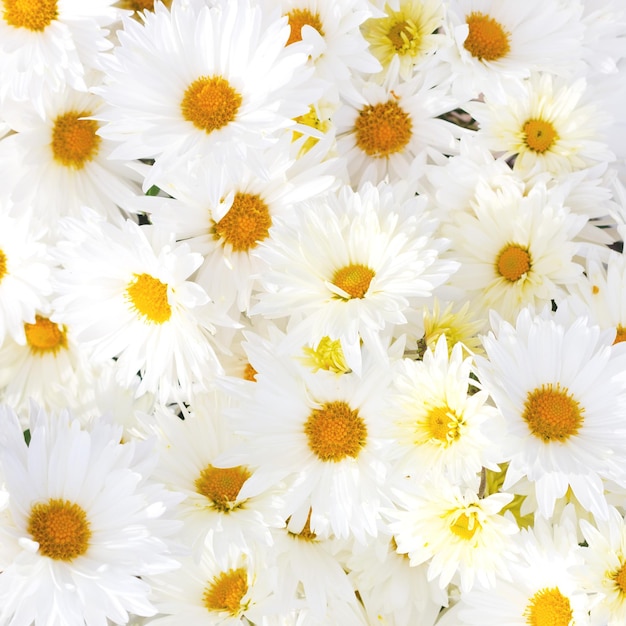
xmin=0 ymin=404 xmax=180 ymax=626
xmin=578 ymin=506 xmax=626 ymax=625
xmin=146 ymin=546 xmax=279 ymax=626
xmin=387 ymin=477 xmax=518 ymax=592
xmin=443 ymin=179 xmax=586 ymax=325
xmin=267 ymin=0 xmax=381 ymax=100
xmin=334 ymin=55 xmax=464 ymax=186
xmin=449 ymin=512 xmax=591 ymax=626
xmin=142 ymin=135 xmax=336 ymax=313
xmin=361 ymin=0 xmax=449 ymax=79
xmin=346 ymin=533 xmax=447 ymax=626
xmin=98 ymin=0 xmax=320 ymax=180
xmin=253 ymin=181 xmax=457 ymax=369
xmin=0 ymin=309 xmax=95 ymax=418
xmin=476 ymin=306 xmax=626 ymax=521
xmin=0 ymin=210 xmax=51 ymax=347
xmin=144 ymin=393 xmax=285 ymax=564
xmin=0 ymin=87 xmax=143 ymax=235
xmin=470 ymin=72 xmax=614 ymax=177
xmin=442 ymin=0 xmax=585 ymax=100
xmin=52 ymin=211 xmax=227 ymax=401
xmin=0 ymin=0 xmax=119 ymax=111
xmin=215 ymin=332 xmax=394 ymax=543
xmin=387 ymin=335 xmax=503 ymax=484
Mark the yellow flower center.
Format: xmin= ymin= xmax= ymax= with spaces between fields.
xmin=354 ymin=99 xmax=413 ymax=158
xmin=386 ymin=18 xmax=421 ymax=54
xmin=522 ymin=383 xmax=584 ymax=442
xmin=424 ymin=404 xmax=462 ymax=446
xmin=243 ymin=363 xmax=257 ymax=382
xmin=449 ymin=510 xmax=482 ymax=541
xmin=464 ymin=12 xmax=511 ymax=61
xmin=496 ymin=244 xmax=531 ymax=282
xmin=302 ymin=336 xmax=351 ymax=374
xmin=0 ymin=249 xmax=7 ymax=283
xmin=523 ymin=119 xmax=559 ymax=154
xmin=27 ymin=498 xmax=91 ymax=561
xmin=51 ymin=111 xmax=101 ymax=170
xmin=612 ymin=561 xmax=626 ymax=595
xmin=524 ymin=587 xmax=573 ymax=626
xmin=331 ymin=263 xmax=375 ymax=299
xmin=288 ymin=509 xmax=317 ymax=542
xmin=24 ymin=315 xmax=68 ymax=356
xmin=285 ymin=8 xmax=324 ymax=46
xmin=3 ymin=0 xmax=57 ymax=31
xmin=292 ymin=105 xmax=330 ymax=154
xmin=614 ymin=326 xmax=626 ymax=345
xmin=304 ymin=401 xmax=367 ymax=462
xmin=119 ymin=0 xmax=160 ymax=11
xmin=181 ymin=76 xmax=242 ymax=134
xmin=195 ymin=465 xmax=251 ymax=513
xmin=213 ymin=192 xmax=272 ymax=252
xmin=203 ymin=568 xmax=249 ymax=616
xmin=125 ymin=273 xmax=171 ymax=324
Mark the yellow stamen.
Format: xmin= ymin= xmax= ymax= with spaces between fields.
xmin=496 ymin=244 xmax=531 ymax=282
xmin=424 ymin=404 xmax=462 ymax=446
xmin=523 ymin=119 xmax=559 ymax=154
xmin=3 ymin=0 xmax=58 ymax=31
xmin=181 ymin=76 xmax=242 ymax=134
xmin=195 ymin=465 xmax=251 ymax=513
xmin=464 ymin=12 xmax=510 ymax=61
xmin=213 ymin=192 xmax=272 ymax=252
xmin=27 ymin=498 xmax=91 ymax=561
xmin=523 ymin=587 xmax=573 ymax=626
xmin=331 ymin=263 xmax=375 ymax=299
xmin=304 ymin=401 xmax=367 ymax=462
xmin=203 ymin=568 xmax=249 ymax=616
xmin=285 ymin=8 xmax=324 ymax=46
xmin=302 ymin=336 xmax=351 ymax=374
xmin=449 ymin=510 xmax=481 ymax=541
xmin=51 ymin=111 xmax=101 ymax=170
xmin=125 ymin=273 xmax=171 ymax=324
xmin=354 ymin=99 xmax=413 ymax=158
xmin=24 ymin=315 xmax=67 ymax=356
xmin=522 ymin=383 xmax=584 ymax=442
xmin=612 ymin=562 xmax=626 ymax=595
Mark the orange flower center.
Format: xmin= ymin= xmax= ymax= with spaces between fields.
xmin=195 ymin=465 xmax=251 ymax=513
xmin=3 ymin=0 xmax=58 ymax=31
xmin=331 ymin=263 xmax=375 ymax=299
xmin=213 ymin=192 xmax=272 ymax=252
xmin=523 ymin=587 xmax=573 ymax=626
xmin=51 ymin=111 xmax=101 ymax=170
xmin=523 ymin=119 xmax=559 ymax=154
xmin=285 ymin=8 xmax=324 ymax=46
xmin=354 ymin=99 xmax=413 ymax=158
xmin=24 ymin=315 xmax=68 ymax=356
xmin=496 ymin=244 xmax=531 ymax=282
xmin=464 ymin=12 xmax=510 ymax=61
xmin=125 ymin=273 xmax=171 ymax=324
xmin=203 ymin=568 xmax=249 ymax=616
xmin=181 ymin=76 xmax=242 ymax=134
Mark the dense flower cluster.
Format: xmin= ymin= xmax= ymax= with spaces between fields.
xmin=0 ymin=0 xmax=626 ymax=624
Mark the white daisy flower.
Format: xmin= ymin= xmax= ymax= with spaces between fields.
xmin=253 ymin=181 xmax=457 ymax=370
xmin=215 ymin=331 xmax=394 ymax=543
xmin=476 ymin=306 xmax=626 ymax=521
xmin=98 ymin=0 xmax=321 ymax=180
xmin=0 ymin=309 xmax=95 ymax=418
xmin=470 ymin=72 xmax=615 ymax=178
xmin=334 ymin=55 xmax=464 ymax=186
xmin=451 ymin=511 xmax=591 ymax=626
xmin=0 ymin=87 xmax=143 ymax=235
xmin=0 ymin=404 xmax=181 ymax=626
xmin=146 ymin=545 xmax=280 ymax=626
xmin=52 ymin=211 xmax=227 ymax=402
xmin=0 ymin=0 xmax=119 ymax=111
xmin=387 ymin=476 xmax=519 ymax=592
xmin=387 ymin=335 xmax=504 ymax=484
xmin=442 ymin=0 xmax=585 ymax=100
xmin=144 ymin=392 xmax=285 ymax=564
xmin=0 ymin=210 xmax=52 ymax=347
xmin=578 ymin=506 xmax=626 ymax=625
xmin=443 ymin=179 xmax=586 ymax=325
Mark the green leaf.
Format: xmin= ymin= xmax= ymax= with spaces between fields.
xmin=145 ymin=185 xmax=160 ymax=197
